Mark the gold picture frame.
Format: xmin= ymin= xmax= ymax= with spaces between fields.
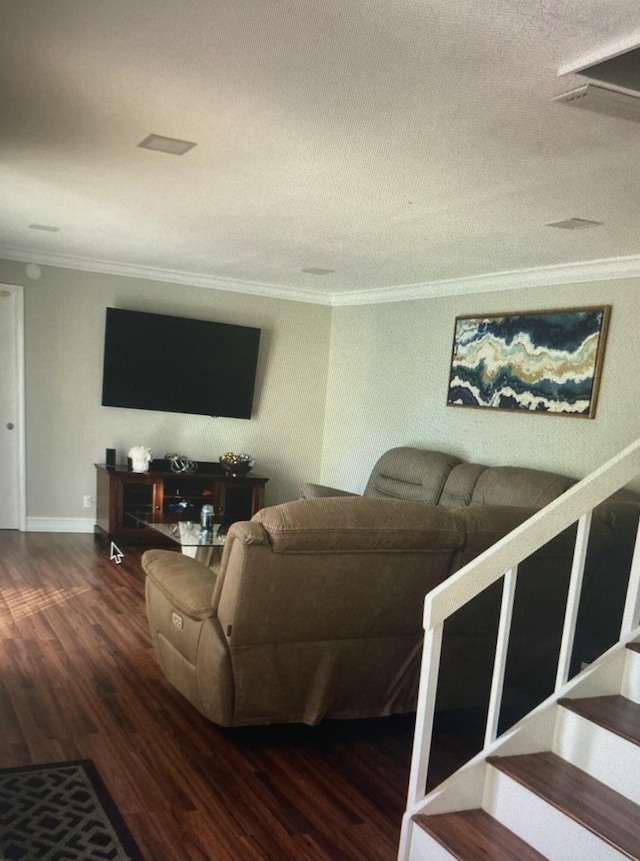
xmin=446 ymin=306 xmax=611 ymax=418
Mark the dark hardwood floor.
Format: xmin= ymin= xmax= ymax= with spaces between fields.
xmin=0 ymin=531 xmax=479 ymax=861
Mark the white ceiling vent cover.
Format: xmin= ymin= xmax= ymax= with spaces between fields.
xmin=570 ymin=44 xmax=640 ymax=92
xmin=138 ymin=134 xmax=197 ymax=155
xmin=552 ymin=83 xmax=640 ymax=123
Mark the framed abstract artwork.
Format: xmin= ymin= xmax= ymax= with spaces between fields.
xmin=446 ymin=306 xmax=610 ymax=418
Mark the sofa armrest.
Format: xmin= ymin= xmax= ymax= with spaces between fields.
xmin=299 ymin=482 xmax=359 ymax=499
xmin=142 ymin=549 xmax=217 ymax=621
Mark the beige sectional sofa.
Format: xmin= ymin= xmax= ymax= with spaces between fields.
xmin=300 ymin=446 xmax=579 ymax=509
xmin=143 ymin=448 xmax=638 ymax=727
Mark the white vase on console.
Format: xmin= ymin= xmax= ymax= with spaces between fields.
xmin=128 ymin=445 xmax=152 ymax=472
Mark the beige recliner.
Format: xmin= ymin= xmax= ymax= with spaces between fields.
xmin=143 ymin=496 xmax=465 ymax=727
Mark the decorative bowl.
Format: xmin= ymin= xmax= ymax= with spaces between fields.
xmin=220 ymin=452 xmax=255 ymax=476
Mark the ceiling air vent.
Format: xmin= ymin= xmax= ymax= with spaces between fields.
xmin=546 ymin=218 xmax=603 ymax=230
xmin=28 ymin=223 xmax=60 ymax=232
xmin=138 ymin=134 xmax=197 ymax=155
xmin=556 ymin=40 xmax=640 ymax=123
xmin=552 ymin=83 xmax=640 ymax=123
xmin=573 ymin=44 xmax=640 ymax=93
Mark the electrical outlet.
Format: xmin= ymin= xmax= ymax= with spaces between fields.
xmin=82 ymin=495 xmax=92 ymax=509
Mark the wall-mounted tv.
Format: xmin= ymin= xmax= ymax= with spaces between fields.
xmin=101 ymin=307 xmax=261 ymax=419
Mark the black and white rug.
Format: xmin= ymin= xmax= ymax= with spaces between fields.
xmin=0 ymin=760 xmax=145 ymax=861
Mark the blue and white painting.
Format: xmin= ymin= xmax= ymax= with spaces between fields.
xmin=447 ymin=307 xmax=610 ymax=417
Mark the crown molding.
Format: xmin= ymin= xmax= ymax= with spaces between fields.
xmin=0 ymin=246 xmax=330 ymax=305
xmin=2 ymin=245 xmax=640 ymax=308
xmin=329 ymin=254 xmax=640 ymax=306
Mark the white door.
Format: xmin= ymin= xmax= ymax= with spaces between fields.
xmin=0 ymin=284 xmax=26 ymax=530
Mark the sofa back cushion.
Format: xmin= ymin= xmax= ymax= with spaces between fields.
xmin=439 ymin=462 xmax=489 ymax=507
xmin=253 ymin=496 xmax=464 ymax=553
xmin=363 ymin=447 xmax=461 ymax=504
xmin=217 ymin=497 xmax=465 ymax=646
xmin=470 ymin=466 xmax=575 ymax=509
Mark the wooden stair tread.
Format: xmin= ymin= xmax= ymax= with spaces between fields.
xmin=559 ymin=694 xmax=640 ymax=746
xmin=487 ymin=751 xmax=640 ymax=859
xmin=627 ymin=641 xmax=640 ymax=655
xmin=413 ymin=809 xmax=550 ymax=861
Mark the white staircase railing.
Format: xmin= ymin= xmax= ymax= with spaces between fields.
xmin=398 ymin=437 xmax=640 ymax=861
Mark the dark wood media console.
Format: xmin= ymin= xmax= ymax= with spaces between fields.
xmin=95 ymin=464 xmax=268 ymax=544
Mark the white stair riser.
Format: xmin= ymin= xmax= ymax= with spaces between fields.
xmin=621 ymin=648 xmax=640 ymax=704
xmin=483 ymin=766 xmax=629 ymax=861
xmin=553 ymin=707 xmax=640 ymax=804
xmin=407 ymin=824 xmax=456 ymax=861
xmin=399 ymin=639 xmax=640 ymax=861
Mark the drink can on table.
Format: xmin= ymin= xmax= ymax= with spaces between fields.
xmin=200 ymin=504 xmax=214 ymax=531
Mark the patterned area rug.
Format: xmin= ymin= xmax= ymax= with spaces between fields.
xmin=0 ymin=760 xmax=145 ymax=861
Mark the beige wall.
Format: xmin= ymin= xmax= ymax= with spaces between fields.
xmin=3 ymin=255 xmax=639 ymax=523
xmin=0 ymin=259 xmax=331 ymax=520
xmin=321 ymin=279 xmax=640 ymax=493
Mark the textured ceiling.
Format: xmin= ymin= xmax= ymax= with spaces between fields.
xmin=1 ymin=0 xmax=640 ymax=303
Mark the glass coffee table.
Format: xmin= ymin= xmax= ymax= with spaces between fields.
xmin=135 ymin=514 xmax=226 ymax=564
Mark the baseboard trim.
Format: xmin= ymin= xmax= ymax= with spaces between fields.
xmin=26 ymin=517 xmax=95 ymax=534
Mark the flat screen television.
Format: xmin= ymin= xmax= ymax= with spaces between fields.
xmin=101 ymin=307 xmax=261 ymax=419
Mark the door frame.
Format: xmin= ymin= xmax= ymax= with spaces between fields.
xmin=1 ymin=283 xmax=27 ymax=531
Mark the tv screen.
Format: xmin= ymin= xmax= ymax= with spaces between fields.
xmin=101 ymin=308 xmax=261 ymax=419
